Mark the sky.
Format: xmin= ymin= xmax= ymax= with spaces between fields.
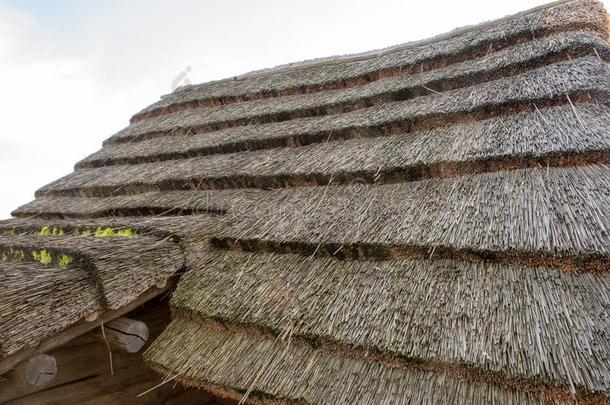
xmin=0 ymin=0 xmax=608 ymax=219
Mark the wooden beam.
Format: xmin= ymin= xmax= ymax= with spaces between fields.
xmin=98 ymin=317 xmax=149 ymax=353
xmin=0 ymin=277 xmax=177 ymax=376
xmin=14 ymin=354 xmax=57 ymax=387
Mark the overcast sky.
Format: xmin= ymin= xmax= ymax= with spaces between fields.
xmin=1 ymin=0 xmax=608 ymax=219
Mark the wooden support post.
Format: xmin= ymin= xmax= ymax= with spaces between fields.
xmin=14 ymin=354 xmax=57 ymax=387
xmin=100 ymin=317 xmax=149 ymax=353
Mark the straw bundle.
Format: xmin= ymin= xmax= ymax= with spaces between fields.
xmin=146 ymin=317 xmax=584 ymax=404
xmin=0 ymin=216 xmax=214 ymax=241
xmin=210 ymin=165 xmax=610 ymax=270
xmin=12 ymin=189 xmax=263 ymax=218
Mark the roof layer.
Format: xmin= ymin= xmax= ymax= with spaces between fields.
xmin=0 ymin=262 xmax=101 ymax=357
xmin=171 ymin=249 xmax=610 ymax=394
xmin=39 ymin=103 xmax=610 ymax=199
xmin=0 ymin=234 xmax=182 ymax=309
xmin=147 ymin=317 xmax=592 ymax=404
xmin=104 ymin=55 xmax=610 ymax=145
xmin=213 ymin=165 xmax=610 ymax=270
xmin=0 ymin=217 xmax=196 ymax=358
xmin=131 ymin=0 xmax=607 ymax=122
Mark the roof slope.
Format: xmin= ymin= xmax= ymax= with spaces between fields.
xmin=3 ymin=0 xmax=610 ymax=403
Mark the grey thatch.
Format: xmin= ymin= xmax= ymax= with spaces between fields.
xmin=13 ymin=164 xmax=610 ymax=269
xmin=104 ymin=54 xmax=610 ymax=145
xmin=0 ymin=233 xmax=183 ymax=309
xmin=0 ymin=215 xmax=212 ymax=358
xmin=171 ymin=249 xmax=610 ymax=395
xmin=212 ymin=165 xmax=610 ymax=270
xmin=131 ymin=0 xmax=607 ymax=122
xmin=79 ymin=98 xmax=610 ymax=170
xmin=146 ymin=317 xmax=571 ymax=404
xmin=42 ymin=103 xmax=610 ymax=197
xmin=0 ymin=216 xmax=213 ymax=241
xmin=0 ymin=262 xmax=101 ymax=357
xmin=12 ymin=189 xmax=262 ymax=218
xmin=3 ymin=0 xmax=610 ymax=403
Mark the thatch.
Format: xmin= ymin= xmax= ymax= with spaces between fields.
xmin=0 ymin=234 xmax=184 ymax=309
xmin=80 ymin=97 xmax=610 ymax=171
xmin=42 ymin=103 xmax=610 ymax=197
xmin=13 ymin=164 xmax=610 ymax=272
xmin=146 ymin=317 xmax=570 ymax=404
xmin=0 ymin=262 xmax=102 ymax=357
xmin=104 ymin=54 xmax=610 ymax=146
xmin=0 ymin=215 xmax=220 ymax=359
xmin=169 ymin=249 xmax=610 ymax=396
xmin=210 ymin=164 xmax=610 ymax=268
xmin=12 ymin=189 xmax=263 ymax=218
xmin=0 ymin=216 xmax=214 ymax=241
xmin=130 ymin=0 xmax=608 ymax=122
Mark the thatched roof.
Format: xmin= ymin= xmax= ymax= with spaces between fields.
xmin=2 ymin=0 xmax=610 ymax=403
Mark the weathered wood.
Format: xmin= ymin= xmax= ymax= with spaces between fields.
xmin=15 ymin=354 xmax=57 ymax=386
xmin=0 ymin=354 xmax=57 ymax=402
xmin=0 ymin=277 xmax=177 ymax=376
xmin=99 ymin=318 xmax=149 ymax=353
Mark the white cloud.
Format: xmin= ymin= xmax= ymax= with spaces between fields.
xmin=0 ymin=0 xmax=608 ymax=218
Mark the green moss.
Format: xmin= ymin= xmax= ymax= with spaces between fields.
xmin=32 ymin=249 xmax=53 ymax=265
xmin=95 ymin=227 xmax=115 ymax=237
xmin=1 ymin=249 xmax=25 ymax=262
xmin=31 ymin=226 xmax=140 ymax=238
xmin=116 ymin=228 xmax=134 ymax=237
xmin=58 ymin=254 xmax=74 ymax=268
xmin=38 ymin=226 xmax=65 ymax=236
xmin=0 ymin=247 xmax=77 ymax=268
xmin=92 ymin=227 xmax=138 ymax=237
